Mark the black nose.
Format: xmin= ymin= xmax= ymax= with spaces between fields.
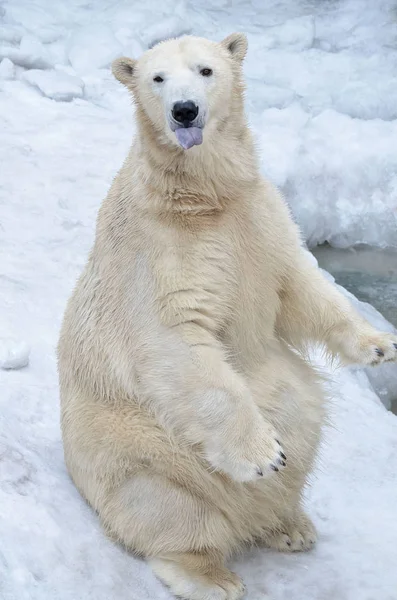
xmin=172 ymin=101 xmax=199 ymax=125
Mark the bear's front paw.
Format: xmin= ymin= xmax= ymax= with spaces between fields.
xmin=205 ymin=421 xmax=286 ymax=483
xmin=339 ymin=329 xmax=397 ymax=366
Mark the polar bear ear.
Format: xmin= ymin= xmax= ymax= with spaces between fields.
xmin=221 ymin=33 xmax=248 ymax=62
xmin=112 ymin=57 xmax=137 ymax=87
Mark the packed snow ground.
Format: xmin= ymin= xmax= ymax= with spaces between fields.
xmin=1 ymin=1 xmax=397 ymax=599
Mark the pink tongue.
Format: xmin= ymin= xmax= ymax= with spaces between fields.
xmin=175 ymin=127 xmax=203 ymax=150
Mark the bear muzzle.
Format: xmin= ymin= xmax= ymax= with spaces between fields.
xmin=171 ymin=101 xmax=203 ymax=150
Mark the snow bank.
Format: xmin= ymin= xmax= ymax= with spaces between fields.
xmin=67 ymin=24 xmax=123 ymax=74
xmin=258 ymin=110 xmax=397 ymax=248
xmin=141 ymin=1 xmax=191 ymax=48
xmin=1 ymin=1 xmax=397 ymax=599
xmin=0 ymin=34 xmax=53 ymax=69
xmin=22 ymin=69 xmax=84 ymax=101
xmin=0 ymin=57 xmax=16 ymax=79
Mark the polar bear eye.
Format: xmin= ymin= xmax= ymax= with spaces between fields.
xmin=200 ymin=68 xmax=213 ymax=77
xmin=153 ymin=75 xmax=164 ymax=83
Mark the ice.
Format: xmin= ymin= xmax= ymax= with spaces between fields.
xmin=2 ymin=0 xmax=397 ymax=598
xmin=0 ymin=338 xmax=30 ymax=369
xmin=22 ymin=69 xmax=84 ymax=101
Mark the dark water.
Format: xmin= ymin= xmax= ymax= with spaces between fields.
xmin=312 ymin=244 xmax=397 ymax=414
xmin=312 ymin=245 xmax=397 ymax=328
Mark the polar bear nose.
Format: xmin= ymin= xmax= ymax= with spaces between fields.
xmin=172 ymin=101 xmax=199 ymax=125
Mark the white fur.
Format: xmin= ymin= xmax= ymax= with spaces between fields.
xmin=58 ymin=33 xmax=397 ymax=600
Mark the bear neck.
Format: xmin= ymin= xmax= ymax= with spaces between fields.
xmin=133 ymin=104 xmax=260 ymax=216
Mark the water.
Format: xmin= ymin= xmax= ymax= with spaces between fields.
xmin=312 ymin=245 xmax=397 ymax=414
xmin=312 ymin=245 xmax=397 ymax=328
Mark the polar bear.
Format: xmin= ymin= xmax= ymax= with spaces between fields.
xmin=58 ymin=33 xmax=397 ymax=600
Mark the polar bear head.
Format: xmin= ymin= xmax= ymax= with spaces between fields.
xmin=112 ymin=33 xmax=248 ymax=151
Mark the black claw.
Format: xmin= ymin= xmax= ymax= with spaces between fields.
xmin=275 ymin=439 xmax=281 ymax=446
xmin=394 ymin=343 xmax=397 ymax=350
xmin=257 ymin=468 xmax=263 ymax=477
xmin=375 ymin=348 xmax=384 ymax=357
xmin=280 ymin=451 xmax=287 ymax=460
xmin=280 ymin=460 xmax=286 ymax=467
xmin=286 ymin=540 xmax=292 ymax=547
xmin=271 ymin=464 xmax=279 ymax=472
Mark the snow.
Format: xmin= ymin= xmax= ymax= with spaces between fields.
xmin=1 ymin=0 xmax=397 ymax=599
xmin=67 ymin=24 xmax=123 ymax=74
xmin=0 ymin=34 xmax=54 ymax=69
xmin=0 ymin=56 xmax=15 ymax=79
xmin=0 ymin=338 xmax=30 ymax=369
xmin=22 ymin=69 xmax=84 ymax=101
